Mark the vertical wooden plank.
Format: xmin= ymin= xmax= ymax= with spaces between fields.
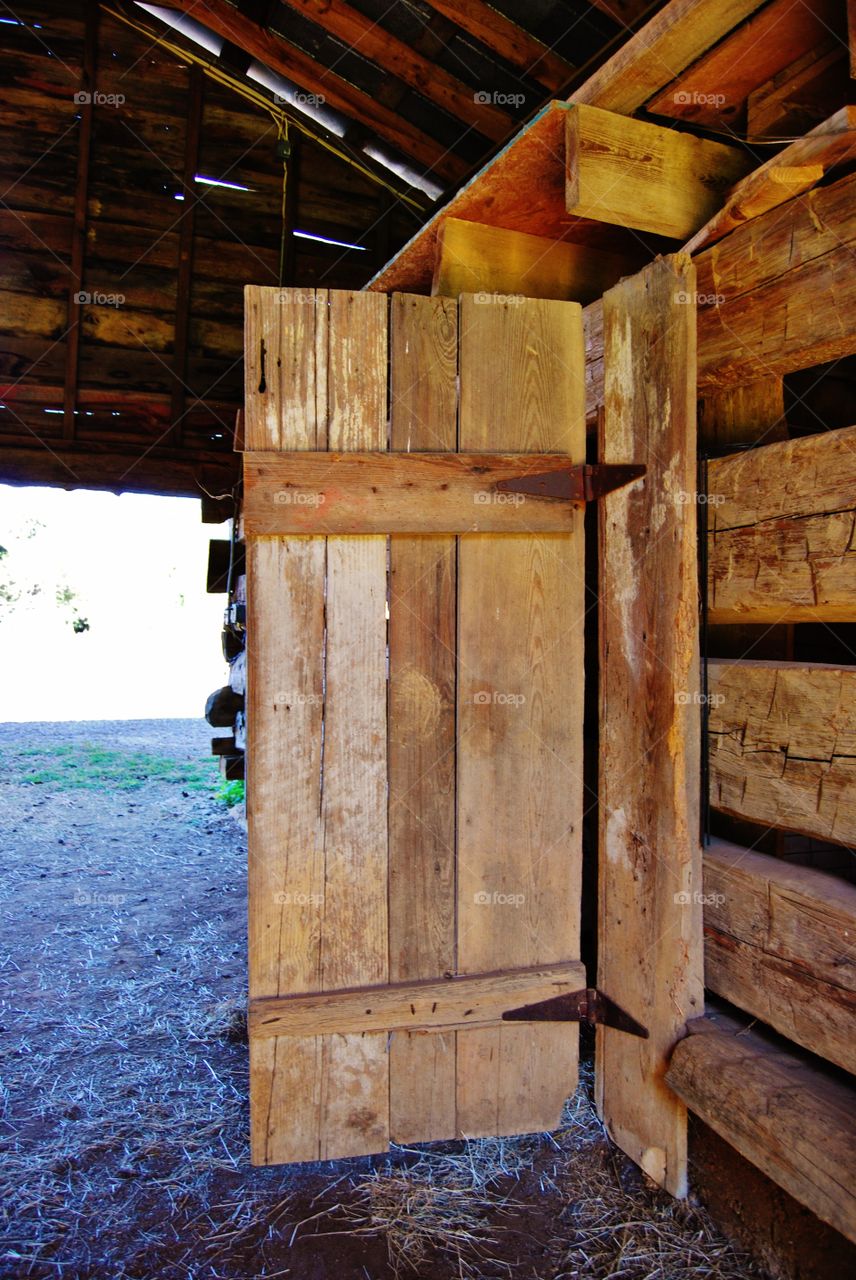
xmin=388 ymin=294 xmax=459 ymax=1142
xmin=319 ymin=290 xmax=389 ymax=1158
xmin=245 ymin=288 xmax=389 ymax=1163
xmin=456 ymin=294 xmax=586 ymax=1137
xmin=597 ymin=254 xmax=704 ymax=1198
xmin=245 ymin=287 xmax=328 ymax=1165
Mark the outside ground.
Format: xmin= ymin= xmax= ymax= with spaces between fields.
xmin=1 ymin=720 xmax=764 ymax=1280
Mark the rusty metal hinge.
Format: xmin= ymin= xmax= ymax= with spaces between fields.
xmin=502 ymin=987 xmax=649 ymax=1038
xmin=495 ymin=463 xmax=645 ymax=503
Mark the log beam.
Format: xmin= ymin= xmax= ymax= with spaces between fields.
xmin=708 ymin=659 xmax=856 ymax=845
xmin=703 ymin=840 xmax=856 ymax=1076
xmin=666 ymin=1012 xmax=856 ymax=1244
xmin=707 ymin=425 xmax=856 ymax=624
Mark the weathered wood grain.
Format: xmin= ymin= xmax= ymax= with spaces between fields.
xmin=685 ymin=106 xmax=856 ymax=253
xmin=456 ymin=293 xmax=585 ymax=1137
xmin=695 ymin=171 xmax=856 ymax=389
xmin=249 ymin=961 xmax=587 ymax=1037
xmin=583 ymin=169 xmax=856 ymax=416
xmin=565 ymin=105 xmax=750 ymax=240
xmin=707 ymin=425 xmax=856 ymax=624
xmin=708 ymin=659 xmax=856 ymax=845
xmin=703 ymin=839 xmax=856 ymax=1075
xmin=646 ymin=0 xmax=841 ymax=129
xmin=245 ymin=287 xmax=390 ymax=1164
xmin=388 ymin=293 xmax=459 ymax=1143
xmin=598 ymin=254 xmax=703 ymax=1198
xmin=243 ymin=451 xmax=600 ymax=533
xmin=572 ymin=0 xmax=768 ymax=114
xmin=666 ymin=1013 xmax=856 ymax=1243
xmin=433 ymin=217 xmax=631 ymax=305
xmin=245 ymin=287 xmax=328 ymax=1166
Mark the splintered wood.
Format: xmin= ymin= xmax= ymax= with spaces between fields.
xmin=708 ymin=659 xmax=856 ymax=845
xmin=244 ymin=288 xmax=586 ymax=1164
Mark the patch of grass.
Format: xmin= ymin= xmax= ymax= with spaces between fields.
xmin=215 ymin=778 xmax=245 ymax=808
xmin=10 ymin=743 xmax=220 ymax=793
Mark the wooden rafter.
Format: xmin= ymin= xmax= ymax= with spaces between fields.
xmin=573 ymin=0 xmax=768 ymax=113
xmin=64 ymin=0 xmax=99 ymax=442
xmin=419 ymin=0 xmax=574 ymax=92
xmin=162 ymin=0 xmax=467 ymax=182
xmin=277 ymin=0 xmax=512 ymax=142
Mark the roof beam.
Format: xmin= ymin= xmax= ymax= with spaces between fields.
xmin=573 ymin=0 xmax=769 ymax=115
xmin=419 ymin=0 xmax=574 ymax=93
xmin=161 ymin=0 xmax=467 ymax=182
xmin=277 ymin=0 xmax=512 ymax=142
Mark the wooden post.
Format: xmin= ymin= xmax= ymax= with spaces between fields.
xmin=597 ymin=253 xmax=703 ymax=1197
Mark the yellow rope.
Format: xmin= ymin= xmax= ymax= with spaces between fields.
xmin=278 ymin=119 xmax=289 ymax=286
xmin=103 ymin=4 xmax=427 ymax=212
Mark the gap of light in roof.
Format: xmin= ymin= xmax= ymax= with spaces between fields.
xmin=136 ymin=3 xmax=224 ymax=57
xmin=247 ymin=61 xmax=348 ymax=136
xmin=135 ymin=5 xmax=445 ymax=201
xmin=362 ymin=144 xmax=444 ymax=200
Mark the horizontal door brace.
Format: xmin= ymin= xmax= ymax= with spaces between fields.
xmin=242 ymin=451 xmax=646 ymax=535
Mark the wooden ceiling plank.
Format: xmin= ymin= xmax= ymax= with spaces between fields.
xmin=419 ymin=0 xmax=574 ymax=92
xmin=162 ymin=0 xmax=467 ymax=181
xmin=278 ymin=0 xmax=512 ymax=141
xmin=64 ymin=0 xmax=99 ymax=443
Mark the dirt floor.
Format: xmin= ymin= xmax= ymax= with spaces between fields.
xmin=0 ymin=719 xmax=766 ymax=1280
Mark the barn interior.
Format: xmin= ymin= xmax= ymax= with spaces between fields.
xmin=2 ymin=1 xmax=856 ymax=1277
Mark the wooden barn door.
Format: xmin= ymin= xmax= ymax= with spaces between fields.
xmin=242 ymin=287 xmax=587 ymax=1164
